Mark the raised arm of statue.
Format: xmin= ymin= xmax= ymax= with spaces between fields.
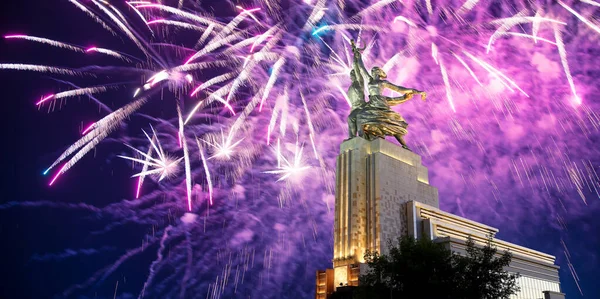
xmin=351 ymin=40 xmax=372 ymax=82
xmin=352 ymin=53 xmax=364 ymax=87
xmin=354 ymin=53 xmax=372 ymax=82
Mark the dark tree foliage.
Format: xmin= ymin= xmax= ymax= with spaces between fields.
xmin=352 ymin=235 xmax=520 ymax=299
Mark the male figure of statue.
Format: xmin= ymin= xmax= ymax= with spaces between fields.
xmin=346 ymin=42 xmax=367 ymax=139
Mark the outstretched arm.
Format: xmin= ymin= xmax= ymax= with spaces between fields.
xmin=386 ymin=94 xmax=414 ymax=106
xmin=382 ymin=80 xmax=427 ymax=101
xmin=381 ymin=80 xmax=415 ymax=94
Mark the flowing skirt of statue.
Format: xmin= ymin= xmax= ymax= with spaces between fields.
xmin=357 ymin=95 xmax=408 ymax=141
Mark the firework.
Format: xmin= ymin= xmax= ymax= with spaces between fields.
xmin=118 ymin=126 xmax=183 ymax=181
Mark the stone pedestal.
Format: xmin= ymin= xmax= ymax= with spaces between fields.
xmin=333 ymin=138 xmax=439 ymax=286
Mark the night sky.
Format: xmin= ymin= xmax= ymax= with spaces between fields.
xmin=1 ymin=1 xmax=599 ymax=299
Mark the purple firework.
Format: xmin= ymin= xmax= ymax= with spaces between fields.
xmin=1 ymin=0 xmax=599 ymax=298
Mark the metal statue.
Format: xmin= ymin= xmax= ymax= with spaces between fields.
xmin=351 ymin=40 xmax=426 ymax=151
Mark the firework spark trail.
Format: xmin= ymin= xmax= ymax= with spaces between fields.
xmin=462 ymin=51 xmax=529 ymax=97
xmin=500 ymin=32 xmax=558 ymax=46
xmin=558 ymin=0 xmax=600 ymax=34
xmin=211 ymin=8 xmax=260 ymax=44
xmin=301 ymin=91 xmax=333 ymax=197
xmin=426 ymin=0 xmax=434 ymax=15
xmin=553 ymin=24 xmax=581 ymax=105
xmin=184 ymin=30 xmax=252 ymax=65
xmin=0 ymin=64 xmax=82 ymax=76
xmin=259 ymin=57 xmax=286 ymax=111
xmin=147 ymin=19 xmax=205 ymax=31
xmin=195 ymin=23 xmax=216 ymax=48
xmin=136 ymin=135 xmax=155 ymax=199
xmin=45 ymin=95 xmax=150 ymax=176
xmin=312 ymin=24 xmax=384 ymax=36
xmin=437 ymin=56 xmax=456 ymax=112
xmin=91 ymin=0 xmax=154 ymax=60
xmin=135 ymin=4 xmax=224 ymax=29
xmin=561 ymin=239 xmax=584 ymax=295
xmin=50 ymin=134 xmax=107 ymax=184
xmin=302 ymin=0 xmax=327 ymax=31
xmin=177 ymin=104 xmax=193 ymax=211
xmin=581 ymin=0 xmax=600 ymax=7
xmin=314 ymin=35 xmax=347 ymax=70
xmin=81 ymin=123 xmax=96 ymax=135
xmin=230 ymin=93 xmax=262 ymax=134
xmin=213 ymin=95 xmax=237 ymax=115
xmin=487 ymin=13 xmax=567 ymax=53
xmin=393 ymin=16 xmax=417 ymax=28
xmin=300 ymin=92 xmax=319 ymax=159
xmin=172 ymin=60 xmax=231 ymax=73
xmin=49 ymin=78 xmax=114 ymax=113
xmin=68 ymin=0 xmax=118 ymax=35
xmin=224 ymin=33 xmax=282 ymax=103
xmin=184 ymin=82 xmax=233 ymax=125
xmin=237 ymin=6 xmax=262 ymax=24
xmin=197 ymin=141 xmax=214 ymax=205
xmin=86 ymin=47 xmax=134 ymax=62
xmin=431 ymin=43 xmax=440 ymax=65
xmin=190 ymin=72 xmax=238 ymax=97
xmin=106 ymin=2 xmax=130 ymax=24
xmin=532 ymin=9 xmax=544 ymax=44
xmin=244 ymin=27 xmax=278 ymax=54
xmin=126 ymin=1 xmax=150 ymax=27
xmin=266 ymin=88 xmax=289 ymax=145
xmin=4 ymin=35 xmax=84 ymax=52
xmin=335 ymin=84 xmax=353 ymax=107
xmin=250 ymin=33 xmax=277 ymax=53
xmin=457 ymin=0 xmax=480 ymax=14
xmin=102 ymin=5 xmax=166 ymax=66
xmin=452 ymin=53 xmax=483 ymax=86
xmin=36 ymin=86 xmax=110 ymax=106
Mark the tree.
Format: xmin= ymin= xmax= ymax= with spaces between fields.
xmin=453 ymin=237 xmax=520 ymax=299
xmin=353 ymin=235 xmax=519 ymax=299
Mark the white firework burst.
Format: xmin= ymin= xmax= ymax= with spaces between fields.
xmin=118 ymin=126 xmax=183 ymax=182
xmin=264 ymin=139 xmax=311 ymax=182
xmin=202 ymin=129 xmax=245 ymax=160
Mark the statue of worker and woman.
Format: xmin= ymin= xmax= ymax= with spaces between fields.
xmin=346 ymin=40 xmax=426 ymax=151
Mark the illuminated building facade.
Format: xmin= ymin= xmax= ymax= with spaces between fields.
xmin=316 ymin=138 xmax=565 ymax=299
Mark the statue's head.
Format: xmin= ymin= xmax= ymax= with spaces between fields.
xmin=371 ymin=67 xmax=387 ymax=79
xmin=350 ymin=69 xmax=356 ymax=80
